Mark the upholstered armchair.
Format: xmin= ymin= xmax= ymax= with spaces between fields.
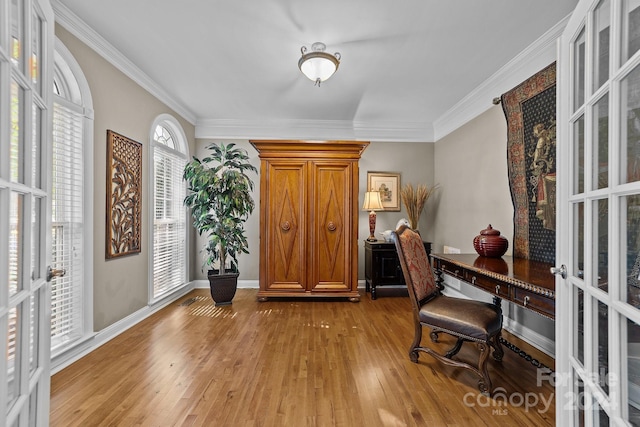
xmin=392 ymin=225 xmax=504 ymax=394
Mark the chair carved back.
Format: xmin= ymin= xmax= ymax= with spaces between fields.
xmin=394 ymin=226 xmax=439 ymax=306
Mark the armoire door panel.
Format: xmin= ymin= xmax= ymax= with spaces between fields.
xmin=264 ymin=161 xmax=306 ymax=291
xmin=311 ymin=162 xmax=351 ymax=292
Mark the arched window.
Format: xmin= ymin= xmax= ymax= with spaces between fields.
xmin=51 ymin=39 xmax=94 ymax=356
xmin=150 ymin=115 xmax=189 ymax=300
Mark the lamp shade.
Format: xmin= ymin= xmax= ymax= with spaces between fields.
xmin=299 ymin=53 xmax=339 ymax=82
xmin=299 ymin=42 xmax=340 ymax=85
xmin=362 ymin=191 xmax=383 ymax=211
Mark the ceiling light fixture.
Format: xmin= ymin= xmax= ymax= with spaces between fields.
xmin=298 ymin=42 xmax=340 ymax=86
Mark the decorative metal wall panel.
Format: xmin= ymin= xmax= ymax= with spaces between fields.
xmin=106 ymin=130 xmax=142 ymax=259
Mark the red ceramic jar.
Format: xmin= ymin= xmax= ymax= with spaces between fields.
xmin=473 ymin=224 xmax=509 ymax=258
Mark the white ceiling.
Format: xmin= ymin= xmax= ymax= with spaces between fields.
xmin=54 ymin=0 xmax=578 ymax=141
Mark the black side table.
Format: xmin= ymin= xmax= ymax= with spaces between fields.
xmin=364 ymin=240 xmax=432 ymax=300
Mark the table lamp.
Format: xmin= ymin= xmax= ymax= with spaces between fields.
xmin=362 ymin=191 xmax=384 ymax=241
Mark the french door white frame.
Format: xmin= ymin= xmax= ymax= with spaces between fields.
xmin=557 ymin=0 xmax=640 ymax=425
xmin=1 ymin=0 xmax=54 ymax=425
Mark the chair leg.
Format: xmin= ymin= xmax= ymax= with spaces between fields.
xmin=444 ymin=337 xmax=465 ymax=359
xmin=409 ymin=322 xmax=423 ymax=363
xmin=492 ymin=333 xmax=504 ymax=362
xmin=476 ymin=341 xmax=492 ymax=395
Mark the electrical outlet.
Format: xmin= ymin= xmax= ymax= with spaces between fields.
xmin=443 ymin=245 xmax=461 ymax=254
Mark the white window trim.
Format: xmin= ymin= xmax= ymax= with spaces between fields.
xmin=148 ymin=114 xmax=190 ymax=305
xmin=50 ymin=38 xmax=95 ymax=367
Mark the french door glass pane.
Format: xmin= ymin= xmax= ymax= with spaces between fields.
xmin=576 ymin=286 xmax=585 ymax=365
xmin=575 ymin=27 xmax=586 ymax=112
xmin=593 ymin=400 xmax=610 ymax=426
xmin=627 ymin=318 xmax=640 ymax=421
xmin=6 ymin=306 xmax=19 ymax=409
xmin=594 ymin=95 xmax=609 ymax=189
xmin=31 ymin=197 xmax=42 ymax=282
xmin=576 ymin=374 xmax=585 ymax=425
xmin=596 ymin=300 xmax=609 ymax=395
xmin=9 ymin=192 xmax=24 ymax=296
xmin=32 ymin=104 xmax=43 ymax=189
xmin=596 ymin=198 xmax=609 ymax=289
xmin=10 ymin=0 xmax=23 ymax=65
xmin=29 ymin=294 xmax=38 ymax=374
xmin=622 ymin=0 xmax=640 ymax=64
xmin=31 ymin=12 xmax=42 ymax=89
xmin=594 ymin=0 xmax=611 ymax=91
xmin=575 ymin=116 xmax=586 ymax=194
xmin=627 ymin=194 xmax=640 ymax=307
xmin=623 ymin=63 xmax=640 ymax=184
xmin=576 ymin=202 xmax=585 ymax=279
xmin=10 ymin=79 xmax=25 ymax=184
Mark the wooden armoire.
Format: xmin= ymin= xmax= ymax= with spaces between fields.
xmin=250 ymin=140 xmax=369 ymax=302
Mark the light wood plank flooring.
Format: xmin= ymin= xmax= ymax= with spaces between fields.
xmin=50 ymin=289 xmax=556 ymax=426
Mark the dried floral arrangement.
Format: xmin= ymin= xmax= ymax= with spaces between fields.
xmin=400 ymin=183 xmax=439 ymax=230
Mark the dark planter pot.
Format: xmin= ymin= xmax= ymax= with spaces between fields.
xmin=207 ymin=269 xmax=239 ymax=305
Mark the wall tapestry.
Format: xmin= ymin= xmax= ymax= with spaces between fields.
xmin=106 ymin=130 xmax=142 ymax=259
xmin=501 ymin=62 xmax=556 ymax=264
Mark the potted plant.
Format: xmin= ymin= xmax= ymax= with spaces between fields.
xmin=183 ymin=142 xmax=257 ymax=305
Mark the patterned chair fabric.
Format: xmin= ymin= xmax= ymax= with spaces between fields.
xmin=395 ymin=227 xmax=439 ymax=303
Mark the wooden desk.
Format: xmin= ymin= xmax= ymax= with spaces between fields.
xmin=431 ymin=253 xmax=555 ymax=319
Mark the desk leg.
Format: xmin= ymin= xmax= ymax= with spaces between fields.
xmin=434 ymin=264 xmax=445 ymax=292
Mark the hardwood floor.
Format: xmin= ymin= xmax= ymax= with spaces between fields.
xmin=50 ymin=289 xmax=556 ymax=426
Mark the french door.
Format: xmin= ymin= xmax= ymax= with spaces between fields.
xmin=557 ymin=0 xmax=640 ymax=425
xmin=1 ymin=0 xmax=54 ymax=425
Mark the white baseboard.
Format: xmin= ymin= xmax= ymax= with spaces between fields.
xmin=51 ymin=283 xmax=195 ymax=375
xmin=502 ymin=317 xmax=555 ymax=357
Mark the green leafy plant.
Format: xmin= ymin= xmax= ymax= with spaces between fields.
xmin=183 ymin=142 xmax=257 ymax=274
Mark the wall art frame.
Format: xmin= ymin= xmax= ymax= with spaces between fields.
xmin=106 ymin=129 xmax=143 ymax=259
xmin=367 ymin=171 xmax=401 ymax=211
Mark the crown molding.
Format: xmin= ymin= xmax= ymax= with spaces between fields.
xmin=195 ymin=118 xmax=433 ymax=142
xmin=51 ymin=0 xmax=197 ymax=125
xmin=433 ymin=13 xmax=570 ymax=141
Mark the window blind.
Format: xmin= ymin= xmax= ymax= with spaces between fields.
xmin=153 ymin=141 xmax=187 ymax=298
xmin=51 ymin=99 xmax=84 ymax=352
